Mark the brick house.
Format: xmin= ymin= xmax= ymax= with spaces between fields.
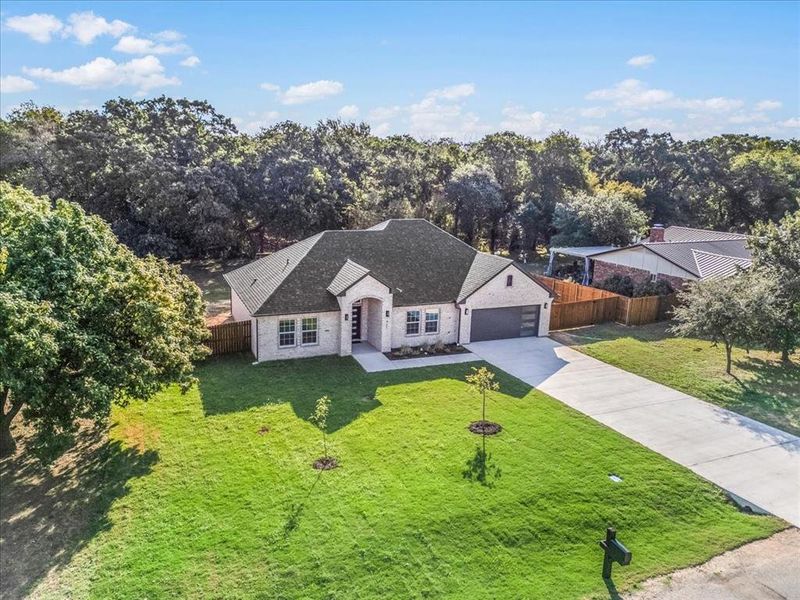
xmin=224 ymin=219 xmax=554 ymax=362
xmin=588 ymin=225 xmax=752 ymax=289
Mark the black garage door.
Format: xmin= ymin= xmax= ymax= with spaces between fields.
xmin=470 ymin=305 xmax=540 ymax=342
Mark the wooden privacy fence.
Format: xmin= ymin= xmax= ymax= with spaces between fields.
xmin=536 ymin=275 xmax=678 ymax=330
xmin=549 ymin=296 xmax=620 ymax=331
xmin=206 ymin=320 xmax=251 ymax=355
xmin=534 ymin=275 xmax=618 ymax=302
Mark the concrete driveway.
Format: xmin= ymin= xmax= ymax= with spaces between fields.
xmin=466 ymin=337 xmax=800 ymax=526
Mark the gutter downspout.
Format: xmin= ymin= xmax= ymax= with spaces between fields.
xmin=455 ymin=301 xmax=462 ymax=345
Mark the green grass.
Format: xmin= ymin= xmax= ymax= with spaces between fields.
xmin=552 ymin=322 xmax=800 ymax=436
xmin=22 ymin=355 xmax=782 ymax=599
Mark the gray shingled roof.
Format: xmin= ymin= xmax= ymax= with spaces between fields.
xmin=644 ymin=239 xmax=751 ymax=277
xmin=692 ymin=250 xmax=753 ymax=279
xmin=457 ymin=252 xmax=513 ymax=302
xmin=225 ymin=219 xmax=551 ymax=317
xmin=664 ymin=226 xmax=747 ymax=242
xmin=222 ymin=232 xmax=323 ymax=314
xmin=326 ymin=259 xmax=372 ymax=296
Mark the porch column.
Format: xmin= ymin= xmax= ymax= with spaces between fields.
xmin=337 ymin=297 xmax=352 ymax=356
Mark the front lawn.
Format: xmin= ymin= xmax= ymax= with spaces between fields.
xmin=3 ymin=355 xmax=782 ymax=599
xmin=552 ymin=322 xmax=800 ymax=436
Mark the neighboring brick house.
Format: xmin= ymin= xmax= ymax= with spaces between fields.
xmin=224 ymin=219 xmax=554 ymax=362
xmin=589 ymin=225 xmax=752 ymax=289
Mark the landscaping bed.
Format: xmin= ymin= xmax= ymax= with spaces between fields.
xmin=384 ymin=343 xmax=469 ymax=360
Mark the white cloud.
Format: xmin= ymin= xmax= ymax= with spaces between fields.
xmin=727 ymin=112 xmax=769 ymax=124
xmin=587 ymin=79 xmax=743 ymax=113
xmin=625 ymin=116 xmax=675 ymax=131
xmin=499 ymin=105 xmax=557 ymax=136
xmin=678 ymin=97 xmax=744 ymax=111
xmin=406 ymin=95 xmax=487 ymax=139
xmin=580 ymin=106 xmax=606 ymax=118
xmin=0 ymin=75 xmax=37 ymax=94
xmin=281 ymin=80 xmax=344 ymax=105
xmin=427 ymin=83 xmax=475 ymax=100
xmin=65 ymin=11 xmax=134 ymax=45
xmin=372 ymin=122 xmax=392 ymax=136
xmin=180 ymin=56 xmax=201 ymax=68
xmin=4 ymin=13 xmax=64 ymax=43
xmin=23 ymin=55 xmax=179 ymax=95
xmin=338 ymin=104 xmax=360 ymax=119
xmin=627 ymin=54 xmax=656 ymax=68
xmin=259 ymin=80 xmax=345 ymax=105
xmin=587 ymin=79 xmax=674 ymax=109
xmin=237 ymin=111 xmax=280 ymax=133
xmin=152 ymin=30 xmax=185 ymax=42
xmin=779 ymin=117 xmax=800 ymax=128
xmin=756 ymin=99 xmax=782 ymax=111
xmin=113 ymin=35 xmax=189 ymax=55
xmin=369 ymin=106 xmax=402 ymax=120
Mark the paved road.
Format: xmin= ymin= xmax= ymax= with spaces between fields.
xmin=626 ymin=528 xmax=800 ymax=600
xmin=466 ymin=337 xmax=800 ymax=526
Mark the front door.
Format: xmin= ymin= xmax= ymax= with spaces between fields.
xmin=351 ymin=304 xmax=362 ymax=341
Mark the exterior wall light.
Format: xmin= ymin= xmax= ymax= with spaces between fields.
xmin=544 ymin=302 xmax=548 ymax=309
xmin=344 ymin=314 xmax=349 ymax=321
xmin=464 ymin=308 xmax=469 ymax=315
xmin=385 ymin=310 xmax=390 ymax=318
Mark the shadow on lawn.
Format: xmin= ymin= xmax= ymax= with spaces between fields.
xmin=462 ymin=435 xmax=502 ymax=488
xmin=0 ymin=427 xmax=157 ymax=599
xmin=198 ymin=353 xmax=530 ymax=432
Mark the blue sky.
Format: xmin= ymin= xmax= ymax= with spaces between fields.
xmin=1 ymin=1 xmax=798 ymax=140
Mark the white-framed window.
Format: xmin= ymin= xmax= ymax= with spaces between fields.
xmin=650 ymin=273 xmax=658 ymax=283
xmin=406 ymin=310 xmax=421 ymax=335
xmin=506 ymin=274 xmax=514 ymax=287
xmin=424 ymin=309 xmax=440 ymax=334
xmin=301 ymin=317 xmax=318 ymax=345
xmin=278 ymin=319 xmax=296 ymax=347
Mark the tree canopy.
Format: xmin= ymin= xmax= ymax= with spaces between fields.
xmin=0 ymin=183 xmax=208 ymax=455
xmin=2 ymin=97 xmax=798 ymax=259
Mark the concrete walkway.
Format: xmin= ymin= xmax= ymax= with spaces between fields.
xmin=466 ymin=337 xmax=800 ymax=526
xmin=351 ymin=342 xmax=479 ymax=373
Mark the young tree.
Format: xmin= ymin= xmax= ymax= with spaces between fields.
xmin=0 ymin=184 xmax=208 ymax=455
xmin=670 ymin=274 xmax=757 ymax=375
xmin=309 ymin=395 xmax=334 ymax=466
xmin=465 ymin=367 xmax=501 ymax=425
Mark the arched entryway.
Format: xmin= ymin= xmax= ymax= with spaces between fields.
xmin=349 ymin=296 xmax=384 ymax=352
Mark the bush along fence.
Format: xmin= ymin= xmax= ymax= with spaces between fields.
xmin=534 ymin=275 xmax=677 ymax=330
xmin=206 ymin=320 xmax=251 ymax=355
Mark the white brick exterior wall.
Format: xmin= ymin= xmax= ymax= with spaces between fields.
xmin=336 ymin=275 xmax=393 ymax=355
xmin=390 ymin=303 xmax=460 ymax=349
xmin=459 ymin=265 xmax=552 ymax=343
xmin=237 ymin=263 xmax=553 ymax=362
xmin=254 ymin=311 xmax=340 ymax=362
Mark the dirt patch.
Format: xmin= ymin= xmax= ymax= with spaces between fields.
xmin=258 ymin=426 xmax=270 ymax=435
xmin=312 ymin=457 xmax=339 ymax=470
xmin=468 ymin=421 xmax=502 ymax=435
xmin=117 ymin=421 xmax=160 ymax=451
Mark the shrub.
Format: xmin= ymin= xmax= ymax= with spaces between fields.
xmin=633 ymin=279 xmax=674 ymax=297
xmin=433 ymin=340 xmax=445 ymax=352
xmin=398 ymin=345 xmax=414 ymax=356
xmin=595 ymin=274 xmax=635 ymax=297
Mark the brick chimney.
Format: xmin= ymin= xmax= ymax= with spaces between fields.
xmin=648 ymin=224 xmax=665 ymax=243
